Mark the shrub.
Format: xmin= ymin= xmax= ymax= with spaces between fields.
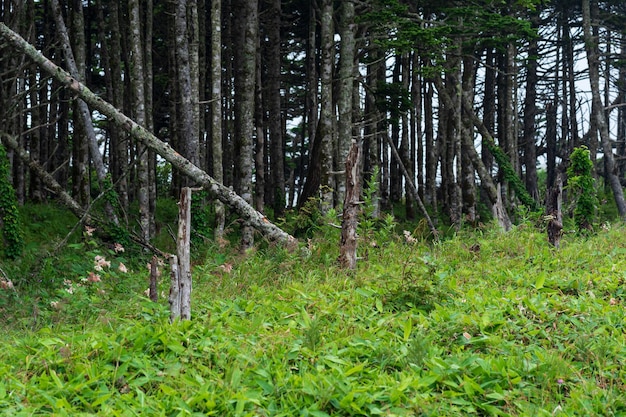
xmin=566 ymin=146 xmax=597 ymax=232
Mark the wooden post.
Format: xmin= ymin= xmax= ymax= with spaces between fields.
xmin=339 ymin=139 xmax=361 ymax=269
xmin=492 ymin=183 xmax=512 ymax=231
xmin=546 ymin=174 xmax=563 ymax=248
xmin=149 ymin=255 xmax=159 ymax=302
xmin=168 ymin=254 xmax=180 ymax=321
xmin=169 ymin=187 xmax=192 ymax=321
xmin=178 ymin=187 xmax=192 ymax=320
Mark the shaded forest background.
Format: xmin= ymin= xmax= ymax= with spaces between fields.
xmin=1 ymin=0 xmax=626 ymax=250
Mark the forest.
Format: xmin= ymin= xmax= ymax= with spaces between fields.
xmin=0 ymin=0 xmax=624 ymax=246
xmin=1 ymin=0 xmax=626 ymax=415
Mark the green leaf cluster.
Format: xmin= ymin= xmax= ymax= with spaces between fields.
xmin=484 ymin=138 xmax=539 ymax=211
xmin=566 ymin=146 xmax=597 ymax=232
xmin=0 ymin=144 xmax=23 ymax=259
xmin=3 ymin=205 xmax=626 ymax=415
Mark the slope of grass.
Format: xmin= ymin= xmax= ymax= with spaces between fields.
xmin=0 ymin=207 xmax=625 ymax=416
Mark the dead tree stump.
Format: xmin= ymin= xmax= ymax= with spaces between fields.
xmin=546 ymin=175 xmax=563 ymax=248
xmin=169 ymin=187 xmax=192 ymax=321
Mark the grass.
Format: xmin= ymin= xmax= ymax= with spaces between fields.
xmin=0 ymin=203 xmax=626 ymax=415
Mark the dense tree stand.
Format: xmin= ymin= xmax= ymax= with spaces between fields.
xmin=0 ymin=22 xmax=296 ymax=248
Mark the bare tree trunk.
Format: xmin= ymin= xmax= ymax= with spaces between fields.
xmin=546 ymin=174 xmax=563 ymax=248
xmin=424 ymin=78 xmax=437 ymax=211
xmin=335 ymin=0 xmax=355 ymax=206
xmin=254 ymin=48 xmax=265 ymax=212
xmin=50 ymin=0 xmax=119 ymax=224
xmin=267 ymin=0 xmax=285 ymax=216
xmin=149 ymin=255 xmax=159 ymax=302
xmin=145 ymin=0 xmax=156 ymax=237
xmin=0 ymin=22 xmax=297 ymax=246
xmin=582 ymin=0 xmax=626 ymax=219
xmin=128 ymin=0 xmax=152 ymax=241
xmin=233 ymin=0 xmax=258 ymax=251
xmin=177 ymin=187 xmax=192 ymax=320
xmin=211 ymin=0 xmax=226 ymax=241
xmin=523 ymin=10 xmax=540 ymax=202
xmin=338 ymin=139 xmax=361 ymax=269
xmin=461 ymin=56 xmax=477 ymax=223
xmin=68 ymin=1 xmax=89 ymax=207
xmin=175 ymin=0 xmax=199 ymax=170
xmin=319 ymin=0 xmax=334 ymax=211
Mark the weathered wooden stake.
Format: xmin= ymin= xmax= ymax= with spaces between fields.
xmin=149 ymin=255 xmax=159 ymax=302
xmin=169 ymin=187 xmax=192 ymax=321
xmin=339 ymin=139 xmax=361 ymax=269
xmin=546 ymin=174 xmax=563 ymax=248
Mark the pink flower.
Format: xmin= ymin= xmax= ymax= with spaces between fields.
xmin=118 ymin=262 xmax=128 ymax=273
xmin=0 ymin=280 xmax=13 ymax=289
xmin=85 ymin=226 xmax=96 ymax=236
xmin=87 ymin=271 xmax=101 ymax=283
xmin=94 ymin=255 xmax=111 ymax=269
xmin=113 ymin=243 xmax=125 ymax=253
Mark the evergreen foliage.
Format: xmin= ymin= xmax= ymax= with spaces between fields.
xmin=0 ymin=144 xmax=23 ymax=259
xmin=483 ymin=139 xmax=540 ymax=212
xmin=566 ymin=146 xmax=597 ymax=231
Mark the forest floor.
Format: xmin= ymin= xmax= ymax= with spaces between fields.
xmin=0 ymin=202 xmax=625 ymax=416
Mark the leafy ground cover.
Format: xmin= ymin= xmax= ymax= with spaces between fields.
xmin=1 ymin=207 xmax=626 ymax=416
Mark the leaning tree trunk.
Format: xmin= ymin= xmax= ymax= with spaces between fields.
xmin=50 ymin=0 xmax=119 ymax=225
xmin=582 ymin=0 xmax=626 ymax=219
xmin=0 ymin=22 xmax=296 ymax=247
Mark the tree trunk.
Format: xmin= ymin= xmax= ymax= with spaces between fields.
xmin=233 ymin=0 xmax=258 ymax=251
xmin=523 ymin=10 xmax=540 ymax=202
xmin=254 ymin=45 xmax=265 ymax=212
xmin=128 ymin=0 xmax=152 ymax=241
xmin=210 ymin=0 xmax=226 ymax=241
xmin=461 ymin=55 xmax=477 ymax=223
xmin=338 ymin=139 xmax=361 ymax=269
xmin=50 ymin=0 xmax=119 ymax=224
xmin=582 ymin=0 xmax=626 ymax=219
xmin=173 ymin=187 xmax=192 ymax=320
xmin=267 ymin=0 xmax=285 ymax=216
xmin=0 ymin=22 xmax=297 ymax=247
xmin=383 ymin=133 xmax=438 ymax=237
xmin=175 ymin=0 xmax=200 ymax=170
xmin=335 ymin=0 xmax=355 ymax=207
xmin=319 ymin=0 xmax=334 ymax=211
xmin=546 ymin=174 xmax=563 ymax=248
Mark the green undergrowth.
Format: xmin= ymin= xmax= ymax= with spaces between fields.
xmin=1 ymin=207 xmax=626 ymax=415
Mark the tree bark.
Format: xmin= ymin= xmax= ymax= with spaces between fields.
xmin=336 ymin=0 xmax=355 ymax=206
xmin=582 ymin=0 xmax=626 ymax=219
xmin=319 ymin=0 xmax=335 ymax=211
xmin=233 ymin=0 xmax=258 ymax=251
xmin=177 ymin=187 xmax=192 ymax=320
xmin=546 ymin=174 xmax=563 ymax=248
xmin=267 ymin=0 xmax=285 ymax=216
xmin=50 ymin=0 xmax=119 ymax=224
xmin=210 ymin=0 xmax=226 ymax=241
xmin=128 ymin=0 xmax=152 ymax=241
xmin=0 ymin=22 xmax=297 ymax=247
xmin=338 ymin=139 xmax=361 ymax=269
xmin=523 ymin=10 xmax=540 ymax=202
